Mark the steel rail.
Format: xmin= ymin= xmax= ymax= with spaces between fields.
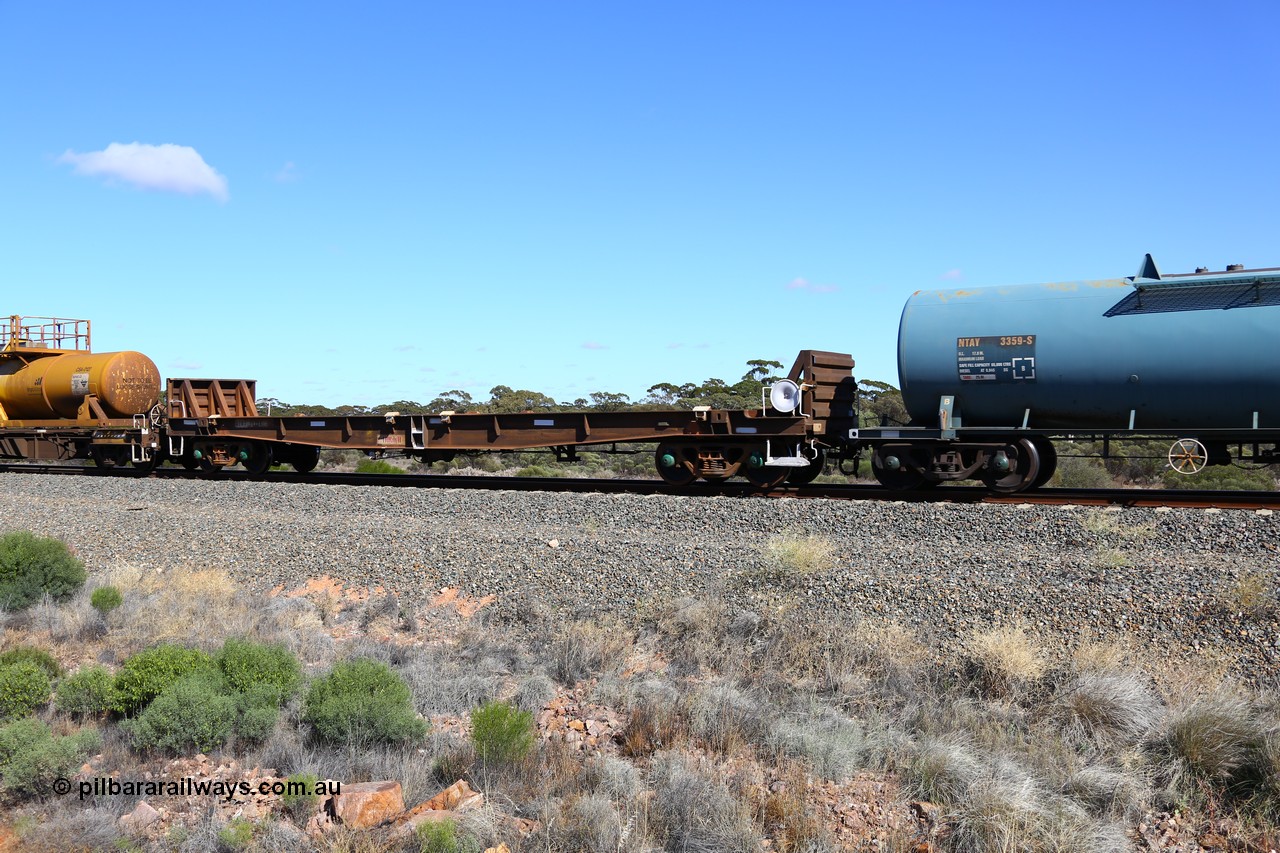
xmin=1 ymin=462 xmax=1277 ymax=510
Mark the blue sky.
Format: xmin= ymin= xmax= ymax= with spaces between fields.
xmin=3 ymin=2 xmax=1277 ymax=406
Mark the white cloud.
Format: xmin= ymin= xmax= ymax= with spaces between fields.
xmin=170 ymin=359 xmax=203 ymax=371
xmin=59 ymin=142 xmax=229 ymax=201
xmin=940 ymin=269 xmax=964 ymax=280
xmin=274 ymin=161 xmax=299 ymax=182
xmin=786 ymin=277 xmax=839 ymax=294
xmin=582 ymin=341 xmax=606 ymax=350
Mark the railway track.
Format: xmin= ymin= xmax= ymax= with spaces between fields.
xmin=2 ymin=462 xmax=1277 ymax=510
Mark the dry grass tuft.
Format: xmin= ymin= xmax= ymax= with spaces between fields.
xmin=1218 ymin=570 xmax=1276 ymax=618
xmin=1148 ymin=690 xmax=1273 ymax=805
xmin=1055 ymin=672 xmax=1162 ymax=747
xmin=106 ymin=564 xmax=249 ymax=651
xmin=906 ymin=736 xmax=983 ymax=805
xmin=758 ymin=764 xmax=831 ymax=853
xmin=770 ymin=703 xmax=866 ymax=781
xmin=687 ymin=682 xmax=773 ymax=756
xmin=747 ymin=532 xmax=836 ymax=583
xmin=1071 ymin=634 xmax=1134 ymax=675
xmin=1081 ymin=509 xmax=1155 ymax=541
xmin=649 ymin=750 xmax=761 ymax=852
xmin=546 ymin=618 xmax=634 ymax=685
xmin=620 ymin=680 xmax=688 ymax=758
xmin=964 ymin=624 xmax=1048 ymax=698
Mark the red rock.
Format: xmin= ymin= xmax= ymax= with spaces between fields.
xmin=119 ymin=800 xmax=160 ymax=833
xmin=331 ymin=781 xmax=404 ymax=828
xmin=421 ymin=779 xmax=483 ymax=812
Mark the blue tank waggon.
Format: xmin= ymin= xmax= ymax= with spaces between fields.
xmin=849 ymin=256 xmax=1280 ymax=492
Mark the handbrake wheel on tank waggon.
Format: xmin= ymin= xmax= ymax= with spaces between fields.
xmin=980 ymin=438 xmax=1041 ymax=493
xmin=786 ymin=447 xmax=827 ymax=485
xmin=654 ymin=443 xmax=697 ymax=486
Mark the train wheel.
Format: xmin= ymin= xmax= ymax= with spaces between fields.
xmin=90 ymin=447 xmax=129 ymax=468
xmin=290 ymin=446 xmax=321 ymax=474
xmin=241 ymin=442 xmax=273 ymax=475
xmin=181 ymin=456 xmax=200 ymax=471
xmin=1030 ymin=438 xmax=1057 ymax=489
xmin=786 ymin=448 xmax=827 ymax=485
xmin=198 ymin=457 xmax=224 ymax=474
xmin=981 ymin=439 xmax=1041 ymax=493
xmin=131 ymin=453 xmax=159 ymax=472
xmin=742 ymin=447 xmax=788 ymax=489
xmin=871 ymin=448 xmax=926 ymax=490
xmin=654 ymin=444 xmax=696 ymax=486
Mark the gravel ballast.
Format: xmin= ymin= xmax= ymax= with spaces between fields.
xmin=1 ymin=472 xmax=1276 ymax=677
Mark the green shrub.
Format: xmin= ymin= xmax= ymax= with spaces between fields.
xmin=129 ymin=670 xmax=237 ymax=753
xmin=113 ymin=644 xmax=215 ymax=715
xmin=1162 ymin=465 xmax=1277 ymax=491
xmin=217 ymin=817 xmax=254 ymax=850
xmin=0 ymin=717 xmax=100 ymax=796
xmin=233 ymin=684 xmax=281 ymax=743
xmin=280 ymin=773 xmax=320 ymax=824
xmin=216 ymin=638 xmax=302 ymax=702
xmin=355 ymin=459 xmax=401 ymax=475
xmin=89 ymin=585 xmax=123 ymax=616
xmin=0 ymin=531 xmax=87 ymax=610
xmin=0 ymin=662 xmax=52 ymax=720
xmin=514 ymin=464 xmax=561 ymax=478
xmin=1049 ymin=457 xmax=1115 ymax=489
xmin=0 ymin=646 xmax=62 ymax=680
xmin=417 ymin=817 xmax=481 ymax=853
xmin=304 ymin=659 xmax=427 ymax=745
xmin=470 ymin=700 xmax=535 ymax=764
xmin=55 ymin=665 xmax=116 ymax=718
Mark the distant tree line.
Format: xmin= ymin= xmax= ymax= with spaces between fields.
xmin=258 ymin=359 xmax=915 ymax=423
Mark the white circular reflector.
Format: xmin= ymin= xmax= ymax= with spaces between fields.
xmin=769 ymin=380 xmax=801 ymax=413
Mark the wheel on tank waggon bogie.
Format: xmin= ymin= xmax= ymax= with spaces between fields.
xmin=979 ymin=437 xmax=1041 ymax=494
xmin=1028 ymin=437 xmax=1057 ymax=490
xmin=870 ymin=446 xmax=929 ymax=490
